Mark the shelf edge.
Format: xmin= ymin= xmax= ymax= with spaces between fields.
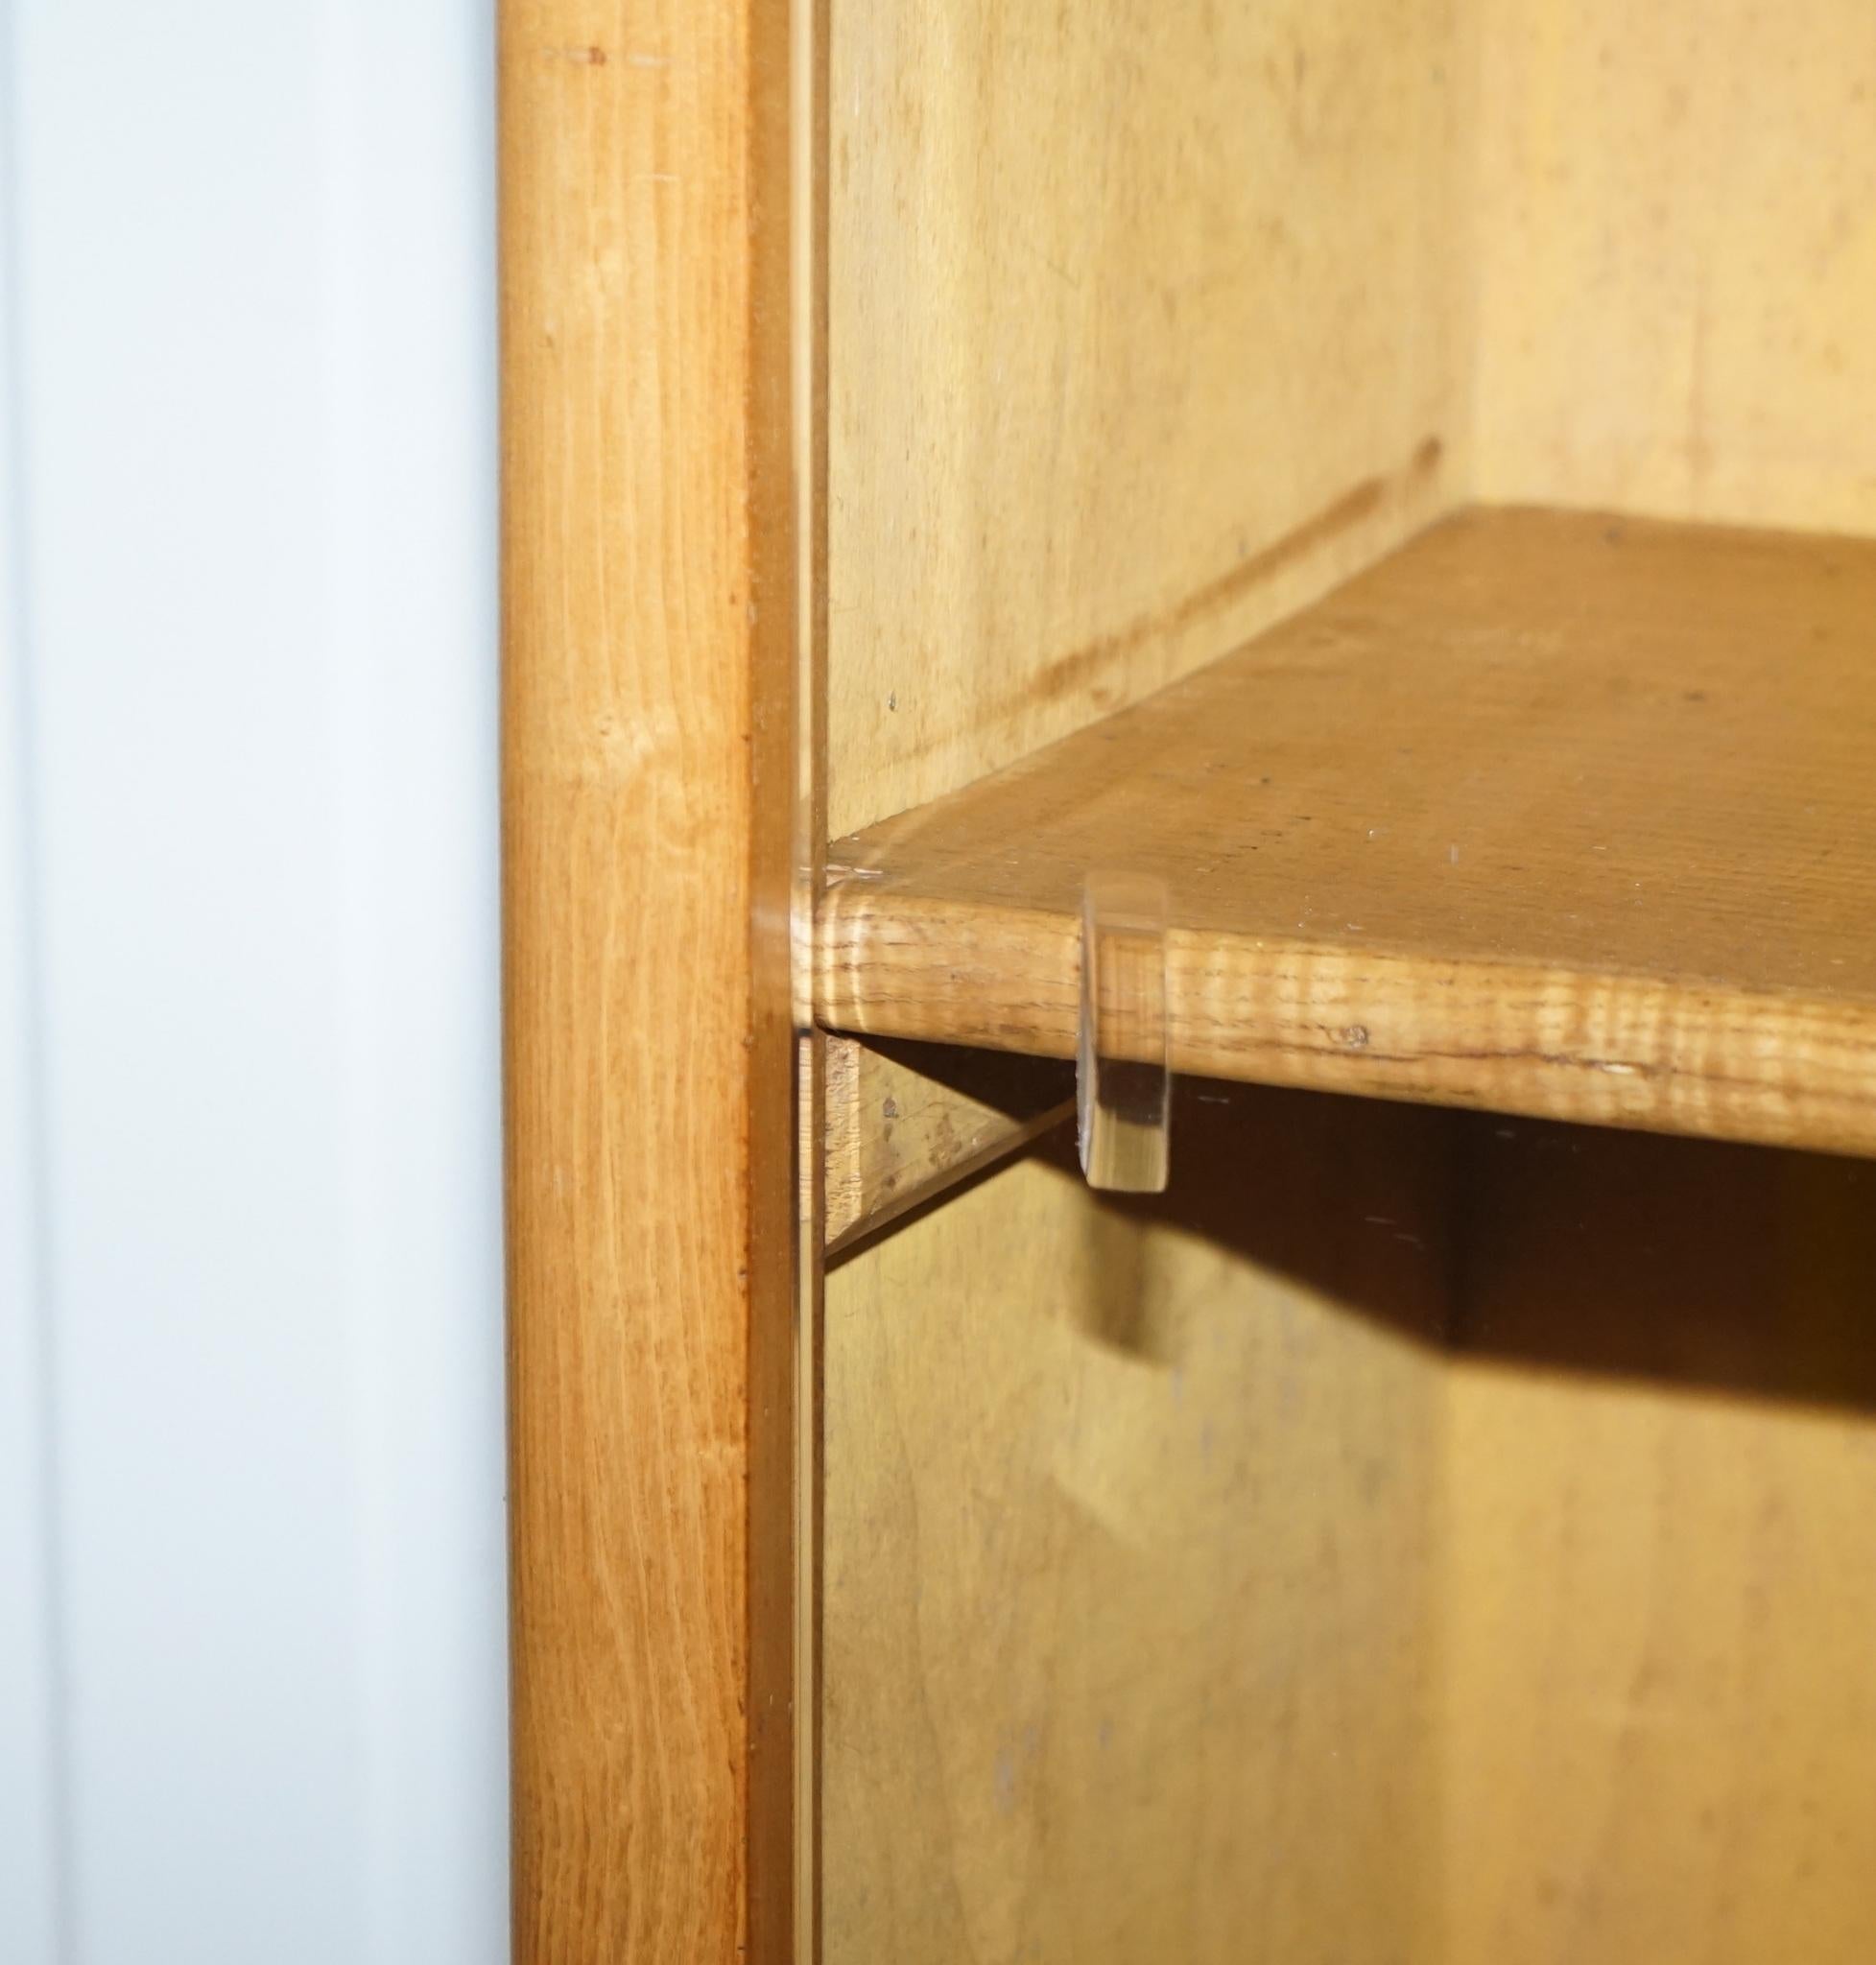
xmin=819 ymin=888 xmax=1876 ymax=1159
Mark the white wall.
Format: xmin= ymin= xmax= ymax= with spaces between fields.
xmin=0 ymin=5 xmax=508 ymax=1962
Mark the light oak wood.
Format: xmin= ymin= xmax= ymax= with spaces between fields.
xmin=809 ymin=6 xmax=1876 ymax=1958
xmin=1446 ymin=24 xmax=1876 ymax=1954
xmin=492 ymin=0 xmax=1876 ymax=1953
xmin=500 ymin=3 xmax=796 ymax=1959
xmin=1444 ymin=1123 xmax=1876 ymax=1965
xmin=1472 ymin=0 xmax=1876 ymax=534
xmin=816 ymin=8 xmax=1876 ymax=1959
xmin=826 ymin=0 xmax=1469 ymax=836
xmin=823 ymin=1086 xmax=1455 ymax=1965
xmin=821 ymin=507 xmax=1876 ymax=1158
xmin=822 ymin=1034 xmax=1071 ymax=1255
xmin=818 ymin=10 xmax=1475 ymax=1955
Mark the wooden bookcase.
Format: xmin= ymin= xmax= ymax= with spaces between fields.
xmin=502 ymin=2 xmax=1876 ymax=1960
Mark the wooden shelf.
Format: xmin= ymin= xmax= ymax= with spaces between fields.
xmin=818 ymin=507 xmax=1876 ymax=1158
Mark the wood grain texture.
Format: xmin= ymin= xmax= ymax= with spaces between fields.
xmin=819 ymin=11 xmax=1474 ymax=1956
xmin=820 ymin=507 xmax=1876 ymax=1157
xmin=1443 ymin=1123 xmax=1876 ymax=1965
xmin=822 ymin=1034 xmax=1072 ymax=1255
xmin=1471 ymin=0 xmax=1876 ymax=532
xmin=822 ymin=1086 xmax=1455 ymax=1965
xmin=500 ymin=2 xmax=796 ymax=1959
xmin=817 ymin=12 xmax=1876 ymax=1963
xmin=825 ymin=0 xmax=1469 ymax=836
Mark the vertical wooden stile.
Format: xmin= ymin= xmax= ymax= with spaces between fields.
xmin=499 ymin=2 xmax=798 ymax=1959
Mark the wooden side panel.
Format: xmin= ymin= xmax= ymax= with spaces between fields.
xmin=826 ymin=0 xmax=1470 ymax=836
xmin=1471 ymin=0 xmax=1876 ymax=532
xmin=500 ymin=2 xmax=796 ymax=1959
xmin=820 ymin=7 xmax=1471 ymax=1955
xmin=823 ymin=10 xmax=1876 ymax=1964
xmin=822 ymin=1088 xmax=1454 ymax=1965
xmin=1444 ymin=1126 xmax=1876 ymax=1965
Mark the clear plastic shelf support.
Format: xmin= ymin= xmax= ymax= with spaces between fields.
xmin=1078 ymin=871 xmax=1172 ymax=1193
